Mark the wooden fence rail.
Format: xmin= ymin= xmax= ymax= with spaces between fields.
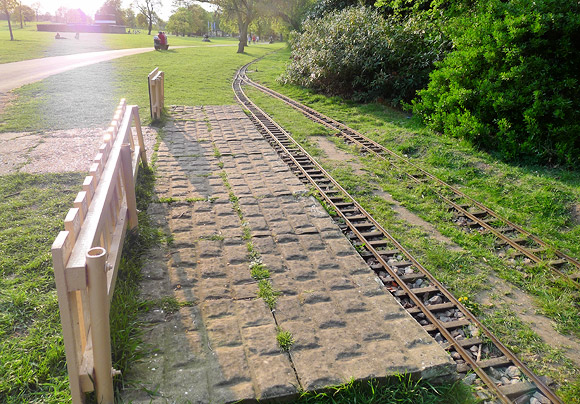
xmin=148 ymin=67 xmax=165 ymax=120
xmin=51 ymin=99 xmax=147 ymax=404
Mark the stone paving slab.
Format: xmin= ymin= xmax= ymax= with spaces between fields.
xmin=121 ymin=105 xmax=454 ymax=403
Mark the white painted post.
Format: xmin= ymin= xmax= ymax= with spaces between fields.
xmin=86 ymin=247 xmax=114 ymax=404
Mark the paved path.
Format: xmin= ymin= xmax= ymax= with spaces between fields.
xmin=121 ymin=105 xmax=454 ymax=403
xmin=0 ymin=45 xmax=235 ymax=93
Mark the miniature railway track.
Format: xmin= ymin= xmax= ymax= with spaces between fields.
xmin=233 ymin=63 xmax=563 ymax=404
xmin=238 ymin=70 xmax=580 ymax=289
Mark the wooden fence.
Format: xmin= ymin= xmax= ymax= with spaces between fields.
xmin=148 ymin=67 xmax=165 ymax=120
xmin=51 ymin=99 xmax=148 ymax=404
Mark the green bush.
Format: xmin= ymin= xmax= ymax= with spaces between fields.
xmin=280 ymin=6 xmax=450 ymax=105
xmin=307 ymin=0 xmax=375 ymax=20
xmin=412 ymin=0 xmax=580 ymax=166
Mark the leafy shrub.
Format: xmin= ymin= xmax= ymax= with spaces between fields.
xmin=307 ymin=0 xmax=376 ymax=20
xmin=412 ymin=0 xmax=580 ymax=166
xmin=280 ymin=6 xmax=450 ymax=105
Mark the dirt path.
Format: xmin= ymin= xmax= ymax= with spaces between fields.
xmin=0 ymin=127 xmax=157 ymax=175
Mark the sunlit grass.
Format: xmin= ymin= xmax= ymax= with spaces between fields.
xmin=0 ymin=173 xmax=82 ymax=403
xmin=0 ymin=43 xmax=283 ymax=132
xmin=295 ymin=375 xmax=475 ymax=404
xmin=0 ymin=20 xmax=239 ymax=64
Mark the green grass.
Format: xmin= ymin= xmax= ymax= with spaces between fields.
xmin=246 ymin=47 xmax=580 ymax=400
xmin=0 ymin=43 xmax=283 ymax=132
xmin=0 ymin=173 xmax=83 ymax=403
xmin=0 ymin=20 xmax=239 ymax=64
xmin=294 ymin=375 xmax=475 ymax=404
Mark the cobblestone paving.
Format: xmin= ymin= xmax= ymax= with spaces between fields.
xmin=121 ymin=106 xmax=454 ymax=403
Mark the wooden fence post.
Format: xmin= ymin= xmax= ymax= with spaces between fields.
xmin=86 ymin=247 xmax=114 ymax=404
xmin=131 ymin=106 xmax=148 ymax=169
xmin=120 ymin=143 xmax=139 ymax=229
xmin=52 ymin=231 xmax=85 ymax=404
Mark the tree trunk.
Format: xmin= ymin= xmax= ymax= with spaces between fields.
xmin=6 ymin=10 xmax=14 ymax=40
xmin=19 ymin=2 xmax=23 ymax=28
xmin=237 ymin=19 xmax=248 ymax=54
xmin=148 ymin=16 xmax=152 ymax=35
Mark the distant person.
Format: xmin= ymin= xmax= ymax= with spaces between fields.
xmin=55 ymin=32 xmax=60 ymax=39
xmin=75 ymin=32 xmax=80 ymax=40
xmin=158 ymin=31 xmax=166 ymax=45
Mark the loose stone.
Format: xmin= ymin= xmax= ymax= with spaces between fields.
xmin=506 ymin=365 xmax=521 ymax=378
xmin=463 ymin=373 xmax=477 ymax=385
xmin=428 ymin=295 xmax=442 ymax=305
xmin=532 ymin=392 xmax=551 ymax=404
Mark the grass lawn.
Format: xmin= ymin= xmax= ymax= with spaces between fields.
xmin=246 ymin=48 xmax=580 ymax=402
xmin=0 ymin=173 xmax=83 ymax=403
xmin=0 ymin=20 xmax=239 ymax=64
xmin=0 ymin=43 xmax=281 ymax=132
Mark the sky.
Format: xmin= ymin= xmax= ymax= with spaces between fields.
xmin=24 ymin=0 xmax=213 ymax=21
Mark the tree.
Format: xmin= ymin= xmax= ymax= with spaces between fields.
xmin=136 ymin=12 xmax=148 ymax=28
xmin=55 ymin=6 xmax=68 ymax=22
xmin=188 ymin=4 xmax=210 ymax=33
xmin=124 ymin=8 xmax=136 ymax=27
xmin=97 ymin=0 xmax=125 ymax=24
xmin=134 ymin=0 xmax=161 ymax=35
xmin=167 ymin=7 xmax=193 ymax=35
xmin=13 ymin=3 xmax=34 ymax=25
xmin=31 ymin=2 xmax=40 ymax=21
xmin=65 ymin=8 xmax=88 ymax=24
xmin=264 ymin=0 xmax=313 ymax=32
xmin=18 ymin=1 xmax=22 ymax=28
xmin=1 ymin=0 xmax=18 ymax=40
xmin=198 ymin=0 xmax=265 ymax=53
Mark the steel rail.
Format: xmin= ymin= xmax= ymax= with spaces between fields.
xmin=233 ymin=63 xmax=563 ymax=404
xmin=240 ymin=74 xmax=580 ymax=287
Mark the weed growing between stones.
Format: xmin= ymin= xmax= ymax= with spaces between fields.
xmin=216 ymin=147 xmax=280 ymax=311
xmin=157 ymin=196 xmax=178 ymax=204
xmin=257 ymin=279 xmax=280 ymax=310
xmin=250 ymin=262 xmax=270 ymax=281
xmin=199 ymin=234 xmax=225 ymax=241
xmin=186 ymin=196 xmax=218 ymax=203
xmin=143 ymin=296 xmax=194 ymax=314
xmin=276 ymin=327 xmax=294 ymax=352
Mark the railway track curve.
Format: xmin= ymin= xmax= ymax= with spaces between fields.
xmin=232 ymin=62 xmax=563 ymax=404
